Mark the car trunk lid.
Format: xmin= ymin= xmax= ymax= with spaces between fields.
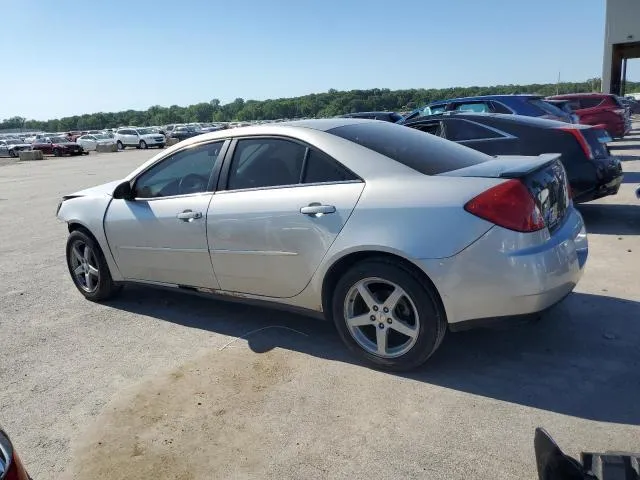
xmin=440 ymin=154 xmax=570 ymax=233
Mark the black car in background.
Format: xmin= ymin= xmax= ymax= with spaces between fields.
xmin=168 ymin=125 xmax=201 ymax=142
xmin=402 ymin=113 xmax=623 ymax=203
xmin=338 ymin=111 xmax=404 ymax=122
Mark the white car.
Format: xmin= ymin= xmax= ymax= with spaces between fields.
xmin=76 ymin=134 xmax=115 ymax=151
xmin=115 ymin=127 xmax=165 ymax=150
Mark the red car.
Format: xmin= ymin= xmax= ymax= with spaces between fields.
xmin=0 ymin=427 xmax=30 ymax=480
xmin=547 ymin=93 xmax=629 ymax=138
xmin=32 ymin=136 xmax=86 ymax=156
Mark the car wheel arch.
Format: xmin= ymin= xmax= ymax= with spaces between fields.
xmin=320 ymin=250 xmax=446 ymax=323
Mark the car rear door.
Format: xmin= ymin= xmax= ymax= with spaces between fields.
xmin=207 ymin=136 xmax=364 ymax=298
xmin=104 ymin=140 xmax=228 ymax=288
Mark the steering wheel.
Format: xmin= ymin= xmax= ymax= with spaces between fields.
xmin=178 ymin=174 xmax=208 ymax=195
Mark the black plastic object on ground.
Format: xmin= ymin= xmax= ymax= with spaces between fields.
xmin=535 ymin=427 xmax=640 ymax=480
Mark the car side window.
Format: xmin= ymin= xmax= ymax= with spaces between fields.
xmin=227 ymin=138 xmax=306 ymax=190
xmin=134 ymin=141 xmax=224 ymax=198
xmin=578 ymin=97 xmax=603 ymax=109
xmin=491 ymin=101 xmax=512 ymax=114
xmin=446 ymin=120 xmax=503 ymax=141
xmin=408 ymin=122 xmax=444 ymax=137
xmin=454 ymin=102 xmax=491 ymax=113
xmin=303 ymin=149 xmax=357 ymax=184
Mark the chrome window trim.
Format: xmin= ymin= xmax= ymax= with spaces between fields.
xmin=218 ymin=179 xmax=364 ymax=195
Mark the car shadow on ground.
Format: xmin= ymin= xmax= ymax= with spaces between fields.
xmin=107 ymin=286 xmax=640 ymax=425
xmin=578 ymin=203 xmax=640 ymax=235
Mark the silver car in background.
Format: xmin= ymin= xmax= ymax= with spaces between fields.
xmin=0 ymin=138 xmax=32 ymax=157
xmin=56 ymin=119 xmax=588 ymax=370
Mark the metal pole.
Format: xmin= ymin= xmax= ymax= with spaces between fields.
xmin=621 ymin=57 xmax=627 ymax=97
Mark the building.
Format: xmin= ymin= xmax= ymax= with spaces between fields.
xmin=602 ymin=0 xmax=640 ymax=95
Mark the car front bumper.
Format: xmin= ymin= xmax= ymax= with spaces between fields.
xmin=417 ymin=207 xmax=587 ymax=329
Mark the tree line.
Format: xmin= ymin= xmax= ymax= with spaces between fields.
xmin=2 ymin=78 xmax=638 ymax=132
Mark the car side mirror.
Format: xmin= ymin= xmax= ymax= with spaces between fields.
xmin=113 ymin=181 xmax=133 ymax=200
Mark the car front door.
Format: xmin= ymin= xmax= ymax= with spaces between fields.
xmin=104 ymin=140 xmax=228 ymax=288
xmin=207 ymin=137 xmax=364 ymax=298
xmin=0 ymin=142 xmax=8 ymax=156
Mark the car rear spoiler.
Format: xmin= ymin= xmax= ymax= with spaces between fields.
xmin=440 ymin=153 xmax=562 ymax=179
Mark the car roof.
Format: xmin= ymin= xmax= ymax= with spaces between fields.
xmin=549 ymin=93 xmax=609 ymax=98
xmin=407 ymin=112 xmax=584 ymax=129
xmin=428 ymin=94 xmax=542 ymax=105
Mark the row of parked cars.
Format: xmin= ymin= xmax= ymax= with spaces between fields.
xmin=347 ymin=92 xmax=637 ymax=204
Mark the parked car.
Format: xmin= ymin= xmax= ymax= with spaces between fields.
xmin=404 ymin=95 xmax=573 ymax=123
xmin=338 ymin=111 xmax=404 ymax=123
xmin=76 ymin=134 xmax=116 ymax=151
xmin=544 ymin=99 xmax=580 ymax=124
xmin=402 ymin=113 xmax=623 ymax=203
xmin=547 ymin=93 xmax=630 ymax=138
xmin=115 ymin=128 xmax=165 ymax=150
xmin=0 ymin=139 xmax=32 ymax=157
xmin=56 ymin=119 xmax=587 ymax=370
xmin=32 ymin=136 xmax=86 ymax=156
xmin=0 ymin=426 xmax=30 ymax=480
xmin=168 ymin=125 xmax=201 ymax=142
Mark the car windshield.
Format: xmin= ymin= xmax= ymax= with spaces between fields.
xmin=528 ymin=99 xmax=567 ymax=117
xmin=95 ymin=134 xmax=110 ymax=140
xmin=50 ymin=137 xmax=68 ymax=143
xmin=5 ymin=139 xmax=22 ymax=145
xmin=328 ymin=121 xmax=490 ymax=175
xmin=137 ymin=128 xmax=154 ymax=135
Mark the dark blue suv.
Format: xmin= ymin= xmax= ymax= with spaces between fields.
xmin=402 ymin=95 xmax=573 ymax=123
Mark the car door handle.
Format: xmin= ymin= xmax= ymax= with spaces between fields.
xmin=177 ymin=210 xmax=202 ymax=222
xmin=300 ymin=204 xmax=336 ymax=215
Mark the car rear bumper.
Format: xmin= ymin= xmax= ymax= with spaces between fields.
xmin=573 ymin=156 xmax=623 ymax=203
xmin=418 ymin=207 xmax=587 ymax=328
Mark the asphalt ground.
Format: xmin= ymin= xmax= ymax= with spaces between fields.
xmin=0 ymin=128 xmax=638 ymax=479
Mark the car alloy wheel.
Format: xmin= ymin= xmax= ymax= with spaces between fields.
xmin=117 ymin=141 xmax=124 ymax=150
xmin=68 ymin=239 xmax=100 ymax=293
xmin=343 ymin=277 xmax=420 ymax=358
xmin=54 ymin=149 xmax=61 ymax=157
xmin=139 ymin=140 xmax=147 ymax=149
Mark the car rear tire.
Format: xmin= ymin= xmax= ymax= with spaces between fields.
xmin=139 ymin=140 xmax=147 ymax=149
xmin=117 ymin=141 xmax=124 ymax=150
xmin=66 ymin=230 xmax=122 ymax=302
xmin=8 ymin=149 xmax=16 ymax=158
xmin=53 ymin=148 xmax=61 ymax=157
xmin=158 ymin=144 xmax=165 ymax=149
xmin=332 ymin=258 xmax=447 ymax=371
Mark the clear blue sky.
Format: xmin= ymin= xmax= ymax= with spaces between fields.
xmin=1 ymin=0 xmax=635 ymax=120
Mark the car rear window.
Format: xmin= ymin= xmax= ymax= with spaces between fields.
xmin=528 ymin=99 xmax=567 ymax=117
xmin=327 ymin=122 xmax=490 ymax=175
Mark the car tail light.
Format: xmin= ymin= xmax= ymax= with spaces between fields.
xmin=464 ymin=179 xmax=545 ymax=233
xmin=559 ymin=127 xmax=594 ymax=160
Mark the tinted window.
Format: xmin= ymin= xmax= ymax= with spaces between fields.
xmin=528 ymin=99 xmax=567 ymax=117
xmin=304 ymin=149 xmax=357 ymax=183
xmin=227 ymin=138 xmax=306 ymax=190
xmin=446 ymin=120 xmax=503 ymax=141
xmin=134 ymin=141 xmax=224 ymax=198
xmin=407 ymin=121 xmax=443 ymax=136
xmin=491 ymin=101 xmax=512 ymax=114
xmin=328 ymin=122 xmax=490 ymax=175
xmin=578 ymin=97 xmax=604 ymax=109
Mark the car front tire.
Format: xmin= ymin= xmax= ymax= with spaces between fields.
xmin=117 ymin=141 xmax=124 ymax=150
xmin=9 ymin=149 xmax=16 ymax=158
xmin=332 ymin=258 xmax=447 ymax=371
xmin=66 ymin=230 xmax=122 ymax=301
xmin=139 ymin=140 xmax=147 ymax=149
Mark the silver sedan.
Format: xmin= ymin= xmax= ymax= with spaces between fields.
xmin=56 ymin=119 xmax=588 ymax=370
